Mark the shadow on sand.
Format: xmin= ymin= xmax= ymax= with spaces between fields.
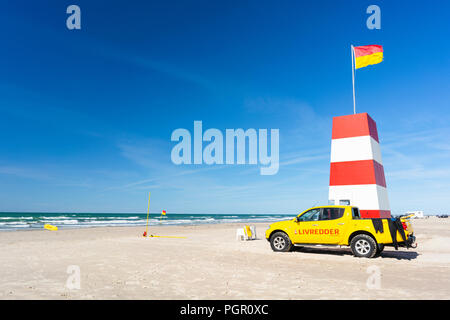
xmin=291 ymin=246 xmax=419 ymax=260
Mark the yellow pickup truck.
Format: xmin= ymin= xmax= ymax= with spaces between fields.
xmin=265 ymin=205 xmax=416 ymax=258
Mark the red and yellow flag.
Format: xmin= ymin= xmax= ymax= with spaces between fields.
xmin=354 ymin=45 xmax=383 ymax=69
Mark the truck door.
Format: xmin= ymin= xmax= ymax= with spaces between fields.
xmin=318 ymin=207 xmax=348 ymax=244
xmin=292 ymin=208 xmax=322 ymax=244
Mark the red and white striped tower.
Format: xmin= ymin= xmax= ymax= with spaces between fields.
xmin=328 ymin=113 xmax=391 ymax=218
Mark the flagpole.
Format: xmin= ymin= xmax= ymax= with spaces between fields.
xmin=145 ymin=192 xmax=151 ymax=237
xmin=351 ymin=45 xmax=356 ymax=114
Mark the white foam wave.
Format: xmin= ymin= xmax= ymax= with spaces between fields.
xmin=43 ymin=220 xmax=79 ymax=224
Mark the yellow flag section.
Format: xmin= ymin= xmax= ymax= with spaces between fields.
xmin=354 ymin=45 xmax=383 ymax=69
xmin=44 ymin=224 xmax=58 ymax=231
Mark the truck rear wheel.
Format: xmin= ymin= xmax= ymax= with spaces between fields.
xmin=375 ymin=244 xmax=385 ymax=257
xmin=270 ymin=232 xmax=292 ymax=252
xmin=350 ymin=234 xmax=377 ymax=258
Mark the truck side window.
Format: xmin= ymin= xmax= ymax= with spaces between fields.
xmin=352 ymin=208 xmax=361 ymax=219
xmin=321 ymin=208 xmax=344 ymax=220
xmin=298 ymin=209 xmax=321 ymax=222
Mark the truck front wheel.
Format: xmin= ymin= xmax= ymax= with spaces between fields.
xmin=350 ymin=234 xmax=377 ymax=258
xmin=270 ymin=232 xmax=292 ymax=252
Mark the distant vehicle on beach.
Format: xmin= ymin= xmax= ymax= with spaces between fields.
xmin=265 ymin=205 xmax=416 ymax=258
xmin=406 ymin=211 xmax=424 ymax=219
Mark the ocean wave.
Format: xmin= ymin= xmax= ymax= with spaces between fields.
xmin=102 ymin=216 xmax=140 ymax=220
xmin=0 ymin=213 xmax=291 ymax=230
xmin=4 ymin=224 xmax=31 ymax=228
xmin=43 ymin=219 xmax=79 ymax=224
xmin=41 ymin=216 xmax=72 ymax=220
xmin=93 ymin=219 xmax=136 ymax=224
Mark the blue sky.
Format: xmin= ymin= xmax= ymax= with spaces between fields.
xmin=0 ymin=0 xmax=449 ymax=214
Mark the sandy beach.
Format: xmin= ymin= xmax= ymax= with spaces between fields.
xmin=1 ymin=218 xmax=449 ymax=300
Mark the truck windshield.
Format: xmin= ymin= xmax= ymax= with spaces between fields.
xmin=298 ymin=209 xmax=321 ymax=221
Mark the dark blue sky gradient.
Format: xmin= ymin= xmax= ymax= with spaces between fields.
xmin=0 ymin=1 xmax=449 ymax=214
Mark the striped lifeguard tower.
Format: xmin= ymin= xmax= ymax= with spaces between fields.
xmin=328 ymin=113 xmax=391 ymax=218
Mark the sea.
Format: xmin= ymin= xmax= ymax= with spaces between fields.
xmin=0 ymin=212 xmax=294 ymax=231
